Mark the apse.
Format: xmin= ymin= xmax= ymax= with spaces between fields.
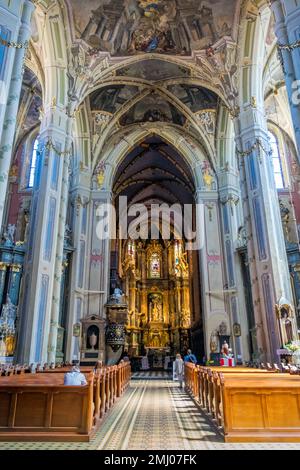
xmin=110 ymin=136 xmax=204 ymax=361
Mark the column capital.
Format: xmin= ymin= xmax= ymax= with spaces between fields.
xmin=194 ymin=189 xmax=219 ymax=203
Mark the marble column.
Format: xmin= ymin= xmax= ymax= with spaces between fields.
xmin=47 ymin=120 xmax=73 ymax=364
xmin=219 ymin=182 xmax=246 ymax=362
xmin=234 ymin=106 xmax=294 ymax=361
xmin=64 ymin=190 xmax=89 ymax=362
xmin=16 ymin=107 xmax=70 ymax=364
xmin=271 ymin=0 xmax=300 ymax=157
xmin=0 ymin=0 xmax=35 ymax=231
xmin=195 ymin=189 xmax=229 ymax=357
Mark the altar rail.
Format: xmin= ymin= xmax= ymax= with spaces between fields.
xmin=0 ymin=361 xmax=131 ymax=441
xmin=185 ymin=363 xmax=300 ymax=442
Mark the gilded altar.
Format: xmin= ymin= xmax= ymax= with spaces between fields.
xmin=119 ymin=239 xmax=192 ymax=356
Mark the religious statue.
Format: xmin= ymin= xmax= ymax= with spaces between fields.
xmin=64 ymin=224 xmax=72 ymax=246
xmin=0 ymin=297 xmax=17 ymax=332
xmin=221 ymin=340 xmax=229 ymax=357
xmin=210 ymin=329 xmax=219 ymax=353
xmin=219 ymin=321 xmax=228 ymax=336
xmin=109 ymin=287 xmax=125 ymax=305
xmin=3 ymin=224 xmax=16 ymax=246
xmin=150 ymin=294 xmax=162 ymax=322
xmin=0 ymin=297 xmax=17 ymax=356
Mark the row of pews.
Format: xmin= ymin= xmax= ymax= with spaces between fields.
xmin=0 ymin=361 xmax=131 ymax=442
xmin=185 ymin=363 xmax=300 ymax=442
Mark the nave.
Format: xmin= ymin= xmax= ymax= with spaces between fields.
xmin=1 ymin=375 xmax=300 ymax=451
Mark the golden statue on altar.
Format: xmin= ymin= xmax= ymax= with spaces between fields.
xmin=150 ymin=294 xmax=163 ymax=322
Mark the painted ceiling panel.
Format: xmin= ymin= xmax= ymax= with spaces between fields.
xmin=70 ymin=0 xmax=238 ymax=56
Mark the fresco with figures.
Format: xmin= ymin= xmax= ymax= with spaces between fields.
xmin=71 ymin=0 xmax=236 ymax=56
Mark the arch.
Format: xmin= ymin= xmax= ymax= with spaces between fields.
xmin=93 ymin=124 xmax=215 ymax=192
xmin=90 ymin=86 xmax=216 ymax=165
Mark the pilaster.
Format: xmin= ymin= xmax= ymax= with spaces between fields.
xmin=235 ymin=105 xmax=295 ymax=361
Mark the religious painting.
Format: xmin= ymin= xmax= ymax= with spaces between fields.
xmin=71 ymin=0 xmax=236 ymax=56
xmin=233 ymin=323 xmax=241 ymax=337
xmin=120 ymin=94 xmax=186 ymax=126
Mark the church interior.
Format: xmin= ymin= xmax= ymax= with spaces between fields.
xmin=1 ymin=0 xmax=300 ymax=450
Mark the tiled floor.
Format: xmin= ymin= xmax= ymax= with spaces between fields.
xmin=1 ymin=378 xmax=300 ymax=450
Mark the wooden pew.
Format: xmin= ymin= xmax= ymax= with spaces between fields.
xmin=219 ymin=373 xmax=300 ymax=442
xmin=186 ymin=364 xmax=300 ymax=442
xmin=0 ymin=362 xmax=131 ymax=442
xmin=0 ymin=372 xmax=95 ymax=441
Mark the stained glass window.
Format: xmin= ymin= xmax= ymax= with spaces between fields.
xmin=128 ymin=240 xmax=135 ymax=257
xmin=149 ymin=252 xmax=160 ymax=278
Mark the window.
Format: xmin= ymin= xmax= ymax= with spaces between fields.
xmin=149 ymin=252 xmax=161 ymax=278
xmin=269 ymin=131 xmax=285 ymax=189
xmin=28 ymin=138 xmax=39 ymax=188
xmin=128 ymin=240 xmax=135 ymax=258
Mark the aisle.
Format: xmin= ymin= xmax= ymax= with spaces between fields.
xmin=96 ymin=379 xmax=223 ymax=450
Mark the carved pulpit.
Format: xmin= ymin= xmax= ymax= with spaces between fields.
xmin=105 ymin=291 xmax=129 ymax=364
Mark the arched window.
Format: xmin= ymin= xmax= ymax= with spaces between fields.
xmin=128 ymin=240 xmax=135 ymax=258
xmin=149 ymin=252 xmax=161 ymax=278
xmin=28 ymin=138 xmax=39 ymax=188
xmin=268 ymin=131 xmax=285 ymax=189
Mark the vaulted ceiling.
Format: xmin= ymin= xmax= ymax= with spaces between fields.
xmin=113 ymin=137 xmax=195 ymax=210
xmin=69 ymin=0 xmax=239 ymax=57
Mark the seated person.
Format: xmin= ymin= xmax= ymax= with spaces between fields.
xmin=64 ymin=365 xmax=87 ymax=386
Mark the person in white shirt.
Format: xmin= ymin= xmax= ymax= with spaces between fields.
xmin=174 ymin=353 xmax=184 ymax=388
xmin=64 ymin=365 xmax=87 ymax=386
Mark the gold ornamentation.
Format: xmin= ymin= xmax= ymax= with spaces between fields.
xmin=0 ymin=262 xmax=7 ymax=271
xmin=11 ymin=264 xmax=22 ymax=273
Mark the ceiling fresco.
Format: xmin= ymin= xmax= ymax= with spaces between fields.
xmin=119 ymin=93 xmax=186 ymax=126
xmin=70 ymin=0 xmax=237 ymax=56
xmin=116 ymin=59 xmax=191 ymax=80
xmin=90 ymin=85 xmax=139 ymax=112
xmin=167 ymin=84 xmax=218 ymax=112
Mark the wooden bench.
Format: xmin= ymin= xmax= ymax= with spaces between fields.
xmin=0 ymin=362 xmax=131 ymax=442
xmin=0 ymin=372 xmax=95 ymax=441
xmin=220 ymin=374 xmax=300 ymax=442
xmin=185 ymin=363 xmax=300 ymax=442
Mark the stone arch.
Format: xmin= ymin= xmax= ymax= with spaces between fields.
xmin=31 ymin=3 xmax=70 ymax=107
xmin=90 ymin=86 xmax=217 ymax=166
xmin=238 ymin=2 xmax=272 ymax=108
xmin=93 ymin=124 xmax=216 ymax=192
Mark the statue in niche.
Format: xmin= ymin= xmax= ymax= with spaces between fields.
xmin=279 ymin=200 xmax=290 ymax=241
xmin=280 ymin=307 xmax=294 ymax=344
xmin=201 ymin=161 xmax=214 ymax=190
xmin=210 ymin=329 xmax=219 ymax=353
xmin=64 ymin=224 xmax=72 ymax=246
xmin=0 ymin=297 xmax=17 ymax=332
xmin=219 ymin=321 xmax=228 ymax=336
xmin=181 ymin=309 xmax=191 ymax=329
xmin=150 ymin=294 xmax=162 ymax=322
xmin=3 ymin=224 xmax=16 ymax=246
